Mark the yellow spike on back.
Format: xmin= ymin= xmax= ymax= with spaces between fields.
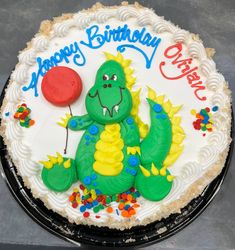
xmin=47 ymin=155 xmax=57 ymax=164
xmin=162 ymin=100 xmax=172 ymax=113
xmin=39 ymin=161 xmax=53 ymax=169
xmin=121 ymin=59 xmax=132 ymax=68
xmin=172 ymin=116 xmax=182 ymax=125
xmin=151 ymin=163 xmax=159 ymax=175
xmin=168 ymin=105 xmax=182 ymax=118
xmin=63 ymin=159 xmax=71 ymax=168
xmin=124 ymin=67 xmax=134 ymax=75
xmin=160 ymin=167 xmax=167 ymax=176
xmin=169 ymin=144 xmax=184 ymax=154
xmin=167 ymin=175 xmax=175 ymax=182
xmin=104 ymin=51 xmax=115 ymax=60
xmin=173 ymin=134 xmax=185 ymax=144
xmin=163 ymin=148 xmax=184 ymax=167
xmin=156 ymin=95 xmax=165 ymax=105
xmin=147 ymin=86 xmax=157 ymax=101
xmin=56 ymin=152 xmax=63 ymax=164
xmin=140 ymin=165 xmax=150 ymax=177
xmin=172 ymin=125 xmax=185 ymax=135
xmin=116 ymin=51 xmax=123 ymax=63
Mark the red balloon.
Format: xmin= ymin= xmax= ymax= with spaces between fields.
xmin=41 ymin=66 xmax=83 ymax=106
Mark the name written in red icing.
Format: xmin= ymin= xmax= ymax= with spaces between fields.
xmin=159 ymin=43 xmax=206 ymax=101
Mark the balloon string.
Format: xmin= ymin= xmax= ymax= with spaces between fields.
xmin=68 ymin=105 xmax=73 ymax=116
xmin=64 ymin=125 xmax=68 ymax=155
xmin=64 ymin=105 xmax=73 ymax=155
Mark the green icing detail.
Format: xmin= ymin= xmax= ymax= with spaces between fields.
xmin=140 ymin=98 xmax=172 ymax=166
xmin=41 ymin=57 xmax=176 ymax=202
xmin=135 ymin=166 xmax=172 ymax=201
xmin=41 ymin=158 xmax=77 ymax=192
xmin=85 ymin=60 xmax=132 ymax=124
xmin=135 ymin=98 xmax=173 ymax=201
xmin=68 ymin=114 xmax=93 ymax=131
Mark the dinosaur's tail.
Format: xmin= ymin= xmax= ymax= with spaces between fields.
xmin=135 ymin=88 xmax=184 ymax=201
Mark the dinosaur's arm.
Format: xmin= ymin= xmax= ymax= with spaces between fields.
xmin=68 ymin=114 xmax=93 ymax=131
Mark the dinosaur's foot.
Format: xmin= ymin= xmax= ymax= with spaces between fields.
xmin=40 ymin=153 xmax=77 ymax=192
xmin=135 ymin=164 xmax=173 ymax=201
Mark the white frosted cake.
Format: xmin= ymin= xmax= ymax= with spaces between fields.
xmin=0 ymin=2 xmax=232 ymax=229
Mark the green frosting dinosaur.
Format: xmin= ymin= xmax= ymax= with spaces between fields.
xmin=41 ymin=54 xmax=183 ymax=201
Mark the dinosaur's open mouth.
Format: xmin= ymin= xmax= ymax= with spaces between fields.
xmin=88 ymin=87 xmax=125 ymax=117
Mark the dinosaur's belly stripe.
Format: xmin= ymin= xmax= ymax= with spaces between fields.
xmin=93 ymin=124 xmax=124 ymax=176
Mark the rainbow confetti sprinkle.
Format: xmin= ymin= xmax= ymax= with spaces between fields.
xmin=191 ymin=106 xmax=219 ymax=134
xmin=14 ymin=103 xmax=35 ymax=128
xmin=69 ymin=185 xmax=141 ymax=218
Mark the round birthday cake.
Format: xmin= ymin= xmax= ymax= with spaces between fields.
xmin=0 ymin=2 xmax=232 ymax=229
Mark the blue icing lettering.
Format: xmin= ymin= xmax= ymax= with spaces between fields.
xmin=81 ymin=24 xmax=161 ymax=69
xmin=22 ymin=42 xmax=85 ymax=97
xmin=24 ymin=24 xmax=161 ymax=97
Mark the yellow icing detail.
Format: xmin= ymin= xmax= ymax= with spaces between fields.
xmin=167 ymin=175 xmax=175 ymax=182
xmin=39 ymin=161 xmax=53 ymax=169
xmin=168 ymin=105 xmax=182 ymax=118
xmin=140 ymin=165 xmax=150 ymax=177
xmin=163 ymin=100 xmax=172 ymax=113
xmin=93 ymin=124 xmax=124 ymax=176
xmin=95 ymin=140 xmax=124 ymax=153
xmin=173 ymin=134 xmax=185 ymax=144
xmin=93 ymin=161 xmax=123 ymax=176
xmin=100 ymin=130 xmax=121 ymax=142
xmin=172 ymin=116 xmax=182 ymax=125
xmin=94 ymin=151 xmax=124 ymax=164
xmin=56 ymin=152 xmax=63 ymax=164
xmin=151 ymin=163 xmax=159 ymax=175
xmin=47 ymin=155 xmax=57 ymax=164
xmin=73 ymin=188 xmax=78 ymax=193
xmin=76 ymin=196 xmax=81 ymax=203
xmin=124 ymin=67 xmax=134 ymax=75
xmin=63 ymin=159 xmax=71 ymax=168
xmin=57 ymin=113 xmax=71 ymax=128
xmin=190 ymin=109 xmax=197 ymax=115
xmin=172 ymin=125 xmax=185 ymax=135
xmin=206 ymin=123 xmax=212 ymax=129
xmin=164 ymin=149 xmax=184 ymax=167
xmin=130 ymin=89 xmax=149 ymax=138
xmin=160 ymin=167 xmax=167 ymax=176
xmin=127 ymin=146 xmax=141 ymax=155
xmin=169 ymin=144 xmax=184 ymax=154
xmin=104 ymin=52 xmax=148 ymax=139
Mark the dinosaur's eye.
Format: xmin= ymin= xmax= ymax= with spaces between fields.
xmin=111 ymin=74 xmax=117 ymax=81
xmin=103 ymin=74 xmax=109 ymax=80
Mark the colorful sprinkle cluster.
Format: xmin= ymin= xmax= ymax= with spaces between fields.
xmin=191 ymin=106 xmax=218 ymax=135
xmin=14 ymin=103 xmax=35 ymax=128
xmin=69 ymin=185 xmax=141 ymax=219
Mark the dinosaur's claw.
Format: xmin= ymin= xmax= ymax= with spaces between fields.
xmin=57 ymin=113 xmax=72 ymax=128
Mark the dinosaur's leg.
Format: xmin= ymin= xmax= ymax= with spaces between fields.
xmin=135 ymin=99 xmax=174 ymax=201
xmin=41 ymin=154 xmax=77 ymax=192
